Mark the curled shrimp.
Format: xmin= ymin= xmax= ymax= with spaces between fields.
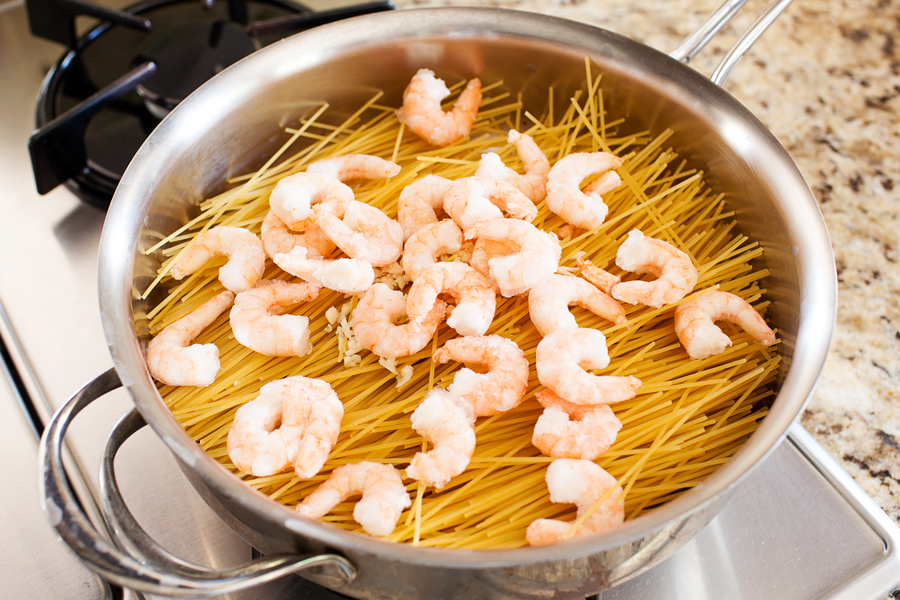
xmin=230 ymin=280 xmax=320 ymax=357
xmin=146 ymin=291 xmax=234 ymax=387
xmin=273 ymin=247 xmax=374 ymax=295
xmin=401 ymin=219 xmax=463 ymax=281
xmin=528 ymin=273 xmax=626 ymax=336
xmin=405 ymin=388 xmax=476 ymax=489
xmin=296 ymin=462 xmax=411 ymax=537
xmin=536 ymin=328 xmax=641 ymax=405
xmin=577 ymin=257 xmax=621 ymax=295
xmin=474 ymin=129 xmax=550 ymax=202
xmin=260 ymin=211 xmax=336 ymax=260
xmin=269 ymin=172 xmax=354 ymax=231
xmin=306 ymin=154 xmax=401 ymax=183
xmin=531 ymin=388 xmax=622 ymax=460
xmin=433 ymin=335 xmax=530 ymax=417
xmin=526 ymin=459 xmax=625 ymax=546
xmin=443 ymin=177 xmax=538 ymax=232
xmin=351 ymin=283 xmax=446 ymax=359
xmin=612 ymin=229 xmax=698 ymax=308
xmin=397 ymin=175 xmax=452 ymax=241
xmin=674 ymin=290 xmax=776 ymax=360
xmin=406 ymin=262 xmax=496 ymax=337
xmin=227 ymin=376 xmax=343 ymax=478
xmin=314 ymin=201 xmax=404 ymax=268
xmin=169 ymin=226 xmax=265 ymax=293
xmin=545 ymin=152 xmax=623 ymax=230
xmin=396 ymin=68 xmax=482 ymax=147
xmin=463 ymin=218 xmax=562 ymax=298
xmin=468 ymin=237 xmax=515 ymax=293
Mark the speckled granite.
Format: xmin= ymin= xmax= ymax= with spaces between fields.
xmin=395 ymin=0 xmax=900 ymax=532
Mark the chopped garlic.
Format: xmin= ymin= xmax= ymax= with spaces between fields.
xmin=325 ymin=306 xmax=340 ymax=325
xmin=379 ymin=356 xmax=399 ymax=374
xmin=396 ymin=365 xmax=414 ymax=388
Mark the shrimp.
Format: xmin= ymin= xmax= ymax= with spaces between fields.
xmin=467 ymin=237 xmax=515 ymax=293
xmin=443 ymin=177 xmax=538 ymax=232
xmin=406 ymin=262 xmax=496 ymax=337
xmin=306 ymin=154 xmax=401 ymax=183
xmin=526 ymin=459 xmax=625 ymax=546
xmin=545 ymin=152 xmax=623 ymax=230
xmin=351 ymin=283 xmax=446 ymax=359
xmin=612 ymin=229 xmax=698 ymax=308
xmin=273 ymin=247 xmax=374 ymax=295
xmin=229 ymin=280 xmax=320 ymax=357
xmin=169 ymin=226 xmax=265 ymax=293
xmin=227 ymin=376 xmax=343 ymax=479
xmin=674 ymin=290 xmax=776 ymax=360
xmin=401 ymin=219 xmax=463 ymax=281
xmin=314 ymin=201 xmax=404 ymax=268
xmin=432 ymin=335 xmax=530 ymax=417
xmin=463 ymin=218 xmax=561 ymax=298
xmin=260 ymin=211 xmax=336 ymax=260
xmin=576 ymin=257 xmax=621 ymax=295
xmin=296 ymin=462 xmax=411 ymax=537
xmin=405 ymin=388 xmax=476 ymax=489
xmin=474 ymin=129 xmax=550 ymax=202
xmin=531 ymin=388 xmax=622 ymax=460
xmin=146 ymin=291 xmax=234 ymax=387
xmin=528 ymin=274 xmax=626 ymax=336
xmin=269 ymin=172 xmax=354 ymax=231
xmin=536 ymin=328 xmax=641 ymax=405
xmin=397 ymin=175 xmax=452 ymax=241
xmin=396 ymin=69 xmax=482 ymax=147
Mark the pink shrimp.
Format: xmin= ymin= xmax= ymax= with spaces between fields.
xmin=526 ymin=459 xmax=625 ymax=546
xmin=474 ymin=129 xmax=550 ymax=202
xmin=545 ymin=152 xmax=623 ymax=230
xmin=531 ymin=388 xmax=622 ymax=460
xmin=536 ymin=328 xmax=641 ymax=405
xmin=674 ymin=290 xmax=776 ymax=359
xmin=405 ymin=388 xmax=476 ymax=489
xmin=269 ymin=172 xmax=354 ymax=231
xmin=169 ymin=226 xmax=265 ymax=293
xmin=612 ymin=229 xmax=698 ymax=308
xmin=467 ymin=237 xmax=515 ymax=293
xmin=401 ymin=219 xmax=463 ymax=281
xmin=397 ymin=175 xmax=452 ymax=241
xmin=305 ymin=154 xmax=401 ymax=183
xmin=406 ymin=262 xmax=496 ymax=337
xmin=260 ymin=211 xmax=336 ymax=260
xmin=227 ymin=376 xmax=343 ymax=479
xmin=229 ymin=280 xmax=320 ymax=357
xmin=314 ymin=201 xmax=404 ymax=268
xmin=528 ymin=273 xmax=626 ymax=336
xmin=443 ymin=177 xmax=538 ymax=232
xmin=351 ymin=283 xmax=446 ymax=359
xmin=577 ymin=257 xmax=621 ymax=295
xmin=432 ymin=335 xmax=530 ymax=417
xmin=296 ymin=462 xmax=411 ymax=537
xmin=273 ymin=246 xmax=374 ymax=295
xmin=396 ymin=69 xmax=482 ymax=147
xmin=146 ymin=291 xmax=234 ymax=387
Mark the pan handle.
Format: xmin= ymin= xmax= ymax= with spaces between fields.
xmin=38 ymin=368 xmax=356 ymax=596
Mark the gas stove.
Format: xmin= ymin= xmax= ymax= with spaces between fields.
xmin=1 ymin=1 xmax=899 ymax=598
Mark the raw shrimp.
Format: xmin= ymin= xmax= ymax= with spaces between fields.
xmin=463 ymin=218 xmax=561 ymax=298
xmin=443 ymin=177 xmax=538 ymax=231
xmin=674 ymin=290 xmax=776 ymax=360
xmin=260 ymin=211 xmax=336 ymax=260
xmin=229 ymin=280 xmax=320 ymax=357
xmin=296 ymin=462 xmax=410 ymax=537
xmin=227 ymin=376 xmax=343 ymax=479
xmin=545 ymin=152 xmax=623 ymax=230
xmin=351 ymin=283 xmax=446 ymax=359
xmin=269 ymin=172 xmax=354 ymax=231
xmin=432 ymin=335 xmax=530 ymax=417
xmin=536 ymin=328 xmax=641 ymax=405
xmin=526 ymin=459 xmax=625 ymax=546
xmin=396 ymin=68 xmax=482 ymax=147
xmin=274 ymin=247 xmax=374 ymax=295
xmin=405 ymin=388 xmax=476 ymax=489
xmin=314 ymin=201 xmax=404 ymax=267
xmin=528 ymin=274 xmax=626 ymax=336
xmin=406 ymin=262 xmax=496 ymax=337
xmin=146 ymin=291 xmax=234 ymax=387
xmin=306 ymin=154 xmax=401 ymax=183
xmin=577 ymin=257 xmax=620 ymax=295
xmin=474 ymin=129 xmax=550 ymax=202
xmin=397 ymin=174 xmax=452 ymax=241
xmin=612 ymin=229 xmax=698 ymax=308
xmin=531 ymin=388 xmax=622 ymax=460
xmin=401 ymin=219 xmax=463 ymax=281
xmin=169 ymin=226 xmax=265 ymax=293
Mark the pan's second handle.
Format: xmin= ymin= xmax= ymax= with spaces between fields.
xmin=39 ymin=368 xmax=356 ymax=596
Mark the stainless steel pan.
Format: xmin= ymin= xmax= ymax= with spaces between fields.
xmin=39 ymin=1 xmax=837 ymax=598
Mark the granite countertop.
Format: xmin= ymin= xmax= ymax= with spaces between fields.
xmin=395 ymin=0 xmax=900 ymax=530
